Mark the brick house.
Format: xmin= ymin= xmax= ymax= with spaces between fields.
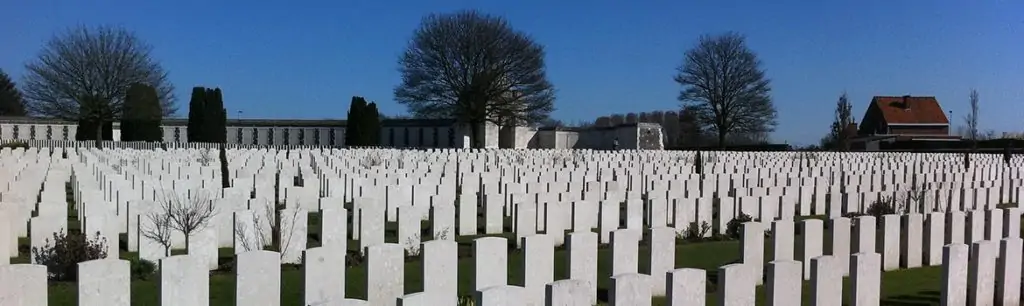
xmin=857 ymin=96 xmax=958 ymax=138
xmin=853 ymin=95 xmax=960 ymax=150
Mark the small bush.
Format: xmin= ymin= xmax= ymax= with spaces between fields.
xmin=866 ymin=197 xmax=896 ymax=217
xmin=680 ymin=221 xmax=712 ymax=242
xmin=32 ymin=230 xmax=107 ymax=282
xmin=726 ymin=213 xmax=755 ymax=240
xmin=130 ymin=258 xmax=157 ymax=280
xmin=345 ymin=250 xmax=365 ymax=266
xmin=0 ymin=141 xmax=28 ymax=149
xmin=842 ymin=212 xmax=866 ymax=219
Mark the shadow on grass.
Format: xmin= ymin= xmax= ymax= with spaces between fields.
xmin=879 ymin=291 xmax=941 ymax=306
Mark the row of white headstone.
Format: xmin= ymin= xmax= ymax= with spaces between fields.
xmin=0 ymin=227 xmax=1020 ymax=305
xmin=1 ymin=147 xmax=1022 ymax=305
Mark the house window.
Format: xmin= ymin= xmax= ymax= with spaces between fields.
xmin=403 ymin=128 xmax=410 ymax=146
xmin=236 ymin=129 xmax=243 ymax=144
xmin=388 ymin=128 xmax=395 ymax=146
xmin=298 ymin=129 xmax=305 ymax=145
xmin=418 ymin=128 xmax=424 ymax=147
xmin=29 ymin=126 xmax=35 ymax=139
xmin=13 ymin=125 xmax=20 ymax=139
xmin=267 ymin=129 xmax=275 ymax=145
xmin=62 ymin=126 xmax=69 ymax=140
xmin=329 ymin=129 xmax=336 ymax=146
xmin=174 ymin=127 xmax=181 ymax=142
xmin=282 ymin=128 xmax=290 ymax=145
xmin=313 ymin=129 xmax=321 ymax=146
xmin=251 ymin=128 xmax=258 ymax=144
xmin=46 ymin=126 xmax=52 ymax=140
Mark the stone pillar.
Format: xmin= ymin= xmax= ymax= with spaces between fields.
xmin=801 ymin=219 xmax=824 ymax=279
xmin=828 ymin=217 xmax=851 ymax=276
xmin=852 ymin=216 xmax=875 ymax=254
xmin=765 ymin=260 xmax=802 ymax=306
xmin=997 ymin=238 xmax=1022 ymax=305
xmin=610 ymin=273 xmax=651 ymax=306
xmin=566 ymin=231 xmax=597 ymax=304
xmin=968 ymin=241 xmax=997 ymax=306
xmin=667 ymin=268 xmax=705 ymax=306
xmin=717 ymin=264 xmax=756 ymax=306
xmin=924 ymin=212 xmax=945 ymax=266
xmin=879 ymin=214 xmax=900 ymax=271
xmin=741 ymin=222 xmax=764 ymax=284
xmin=941 ymin=244 xmax=970 ymax=305
xmin=849 ymin=253 xmax=881 ymax=306
xmin=771 ymin=220 xmax=795 ymax=261
xmin=545 ymin=279 xmax=590 ymax=306
xmin=900 ymin=214 xmax=923 ymax=269
xmin=811 ymin=256 xmax=843 ymax=306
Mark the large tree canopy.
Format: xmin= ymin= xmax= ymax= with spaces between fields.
xmin=21 ymin=25 xmax=176 ymax=123
xmin=394 ymin=10 xmax=555 ymax=147
xmin=675 ymin=32 xmax=776 ymax=147
xmin=0 ymin=69 xmax=27 ymax=116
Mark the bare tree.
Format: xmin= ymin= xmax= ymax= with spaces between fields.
xmin=232 ymin=209 xmax=269 ymax=252
xmin=139 ymin=210 xmax=173 ymax=257
xmin=21 ymin=25 xmax=176 ymax=143
xmin=153 ymin=189 xmax=214 ymax=252
xmin=675 ymin=32 xmax=777 ymax=147
xmin=824 ymin=92 xmax=855 ymax=151
xmin=395 ymin=10 xmax=555 ymax=148
xmin=965 ymin=89 xmax=980 ymax=147
xmin=232 ymin=201 xmax=302 ymax=258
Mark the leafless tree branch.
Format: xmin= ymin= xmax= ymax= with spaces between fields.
xmin=21 ymin=25 xmax=177 ymax=122
xmin=965 ymin=89 xmax=980 ymax=145
xmin=153 ymin=188 xmax=214 ymax=253
xmin=675 ymin=32 xmax=776 ymax=147
xmin=139 ymin=210 xmax=173 ymax=257
xmin=395 ymin=10 xmax=555 ymax=147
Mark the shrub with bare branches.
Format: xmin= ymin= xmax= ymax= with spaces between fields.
xmin=139 ymin=209 xmax=174 ymax=257
xmin=151 ymin=189 xmax=215 ymax=252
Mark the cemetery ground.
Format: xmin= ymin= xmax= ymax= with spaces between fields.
xmin=14 ymin=182 xmax=1013 ymax=305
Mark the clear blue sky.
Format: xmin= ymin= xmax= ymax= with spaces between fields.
xmin=3 ymin=0 xmax=1022 ymax=145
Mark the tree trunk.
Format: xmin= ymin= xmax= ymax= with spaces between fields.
xmin=95 ymin=121 xmax=103 ymax=148
xmin=184 ymin=234 xmax=190 ymax=254
xmin=469 ymin=121 xmax=481 ymax=148
xmin=717 ymin=131 xmax=727 ymax=149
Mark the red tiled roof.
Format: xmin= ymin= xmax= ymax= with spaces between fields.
xmin=871 ymin=96 xmax=949 ymax=125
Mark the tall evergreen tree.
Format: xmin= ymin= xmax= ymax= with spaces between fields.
xmin=185 ymin=87 xmax=226 ymax=143
xmin=205 ymin=88 xmax=226 ymax=143
xmin=345 ymin=97 xmax=368 ymax=146
xmin=121 ymin=83 xmax=163 ymax=141
xmin=0 ymin=69 xmax=27 ymax=116
xmin=187 ymin=87 xmax=207 ymax=142
xmin=365 ymin=102 xmax=381 ymax=145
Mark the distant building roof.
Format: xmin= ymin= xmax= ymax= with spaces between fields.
xmin=870 ymin=96 xmax=949 ymax=125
